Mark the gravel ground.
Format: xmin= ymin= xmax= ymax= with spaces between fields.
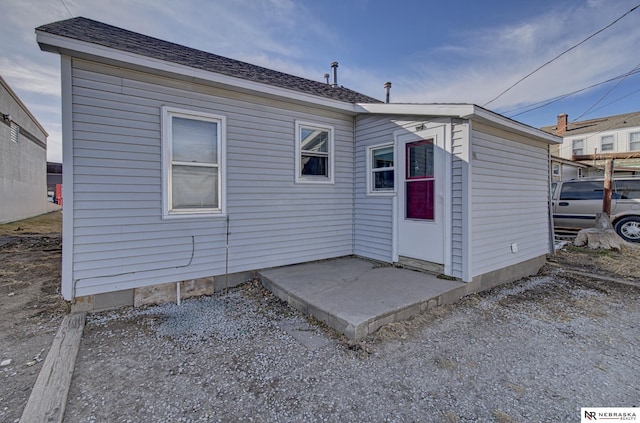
xmin=63 ymin=269 xmax=639 ymax=423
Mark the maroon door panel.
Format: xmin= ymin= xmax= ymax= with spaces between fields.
xmin=406 ymin=180 xmax=434 ymax=219
xmin=405 ymin=139 xmax=435 ymax=220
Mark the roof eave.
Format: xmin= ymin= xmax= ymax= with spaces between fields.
xmin=36 ymin=31 xmax=359 ymax=114
xmin=356 ymin=103 xmax=562 ymax=144
xmin=0 ymin=75 xmax=49 ymax=137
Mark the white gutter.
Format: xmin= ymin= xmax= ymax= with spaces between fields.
xmin=356 ymin=103 xmax=562 ymax=145
xmin=36 ymin=31 xmax=359 ymax=114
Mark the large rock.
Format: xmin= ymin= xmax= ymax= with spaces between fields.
xmin=574 ymin=213 xmax=624 ymax=250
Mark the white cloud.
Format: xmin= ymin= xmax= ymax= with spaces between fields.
xmin=386 ymin=1 xmax=640 ymax=114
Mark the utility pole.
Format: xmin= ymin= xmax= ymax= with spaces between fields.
xmin=602 ymin=158 xmax=614 ymax=216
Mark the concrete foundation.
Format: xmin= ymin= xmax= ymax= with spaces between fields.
xmin=71 ymin=270 xmax=254 ymax=312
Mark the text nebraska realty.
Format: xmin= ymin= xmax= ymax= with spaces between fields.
xmin=585 ymin=411 xmax=637 ymax=421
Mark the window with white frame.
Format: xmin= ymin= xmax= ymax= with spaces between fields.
xmin=601 ymin=135 xmax=614 ymax=152
xmin=630 ymin=132 xmax=640 ymax=151
xmin=295 ymin=121 xmax=334 ymax=183
xmin=10 ymin=121 xmax=19 ymax=143
xmin=572 ymin=139 xmax=584 ymax=156
xmin=162 ymin=106 xmax=225 ymax=217
xmin=367 ymin=143 xmax=394 ymax=194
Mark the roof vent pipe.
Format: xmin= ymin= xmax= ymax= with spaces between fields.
xmin=331 ymin=62 xmax=338 ymax=87
xmin=384 ymin=81 xmax=392 ymax=103
xmin=324 ymin=73 xmax=330 ymax=85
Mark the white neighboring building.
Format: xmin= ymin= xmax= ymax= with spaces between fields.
xmin=543 ymin=112 xmax=640 ymax=177
xmin=0 ymin=75 xmax=51 ymax=224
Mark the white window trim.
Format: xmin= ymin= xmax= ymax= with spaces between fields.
xmin=629 ymin=131 xmax=640 ymax=151
xmin=572 ymin=139 xmax=584 ymax=156
xmin=294 ymin=120 xmax=334 ymax=184
xmin=600 ymin=134 xmax=615 ymax=152
xmin=161 ymin=106 xmax=226 ymax=219
xmin=366 ymin=142 xmax=395 ymax=196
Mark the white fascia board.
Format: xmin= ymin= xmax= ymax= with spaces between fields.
xmin=36 ymin=31 xmax=357 ymax=114
xmin=463 ymin=106 xmax=562 ymax=145
xmin=356 ymin=103 xmax=562 ymax=145
xmin=356 ymin=103 xmax=475 ymax=117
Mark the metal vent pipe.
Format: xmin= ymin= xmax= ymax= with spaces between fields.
xmin=331 ymin=62 xmax=338 ymax=87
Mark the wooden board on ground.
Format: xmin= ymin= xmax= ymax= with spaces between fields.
xmin=20 ymin=312 xmax=86 ymax=423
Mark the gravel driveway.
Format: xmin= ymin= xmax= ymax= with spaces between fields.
xmin=63 ymin=269 xmax=639 ymax=423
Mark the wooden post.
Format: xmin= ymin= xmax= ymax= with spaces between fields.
xmin=602 ymin=158 xmax=614 ymax=216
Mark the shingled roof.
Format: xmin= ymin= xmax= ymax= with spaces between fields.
xmin=541 ymin=111 xmax=640 ymax=136
xmin=36 ymin=17 xmax=382 ymax=104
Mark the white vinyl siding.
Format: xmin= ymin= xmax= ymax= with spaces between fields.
xmin=67 ymin=59 xmax=354 ymax=298
xmin=450 ymin=121 xmax=469 ymax=280
xmin=470 ymin=122 xmax=550 ymax=277
xmin=354 ymin=115 xmax=398 ymax=262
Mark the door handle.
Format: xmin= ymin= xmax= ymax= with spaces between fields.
xmin=558 ymin=202 xmax=569 ymax=206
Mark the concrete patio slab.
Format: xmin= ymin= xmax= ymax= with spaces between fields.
xmin=258 ymin=257 xmax=467 ymax=340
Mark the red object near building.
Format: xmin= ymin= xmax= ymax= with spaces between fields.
xmin=55 ymin=184 xmax=63 ymax=206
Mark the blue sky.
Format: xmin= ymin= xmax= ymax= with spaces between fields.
xmin=2 ymin=0 xmax=639 ymax=162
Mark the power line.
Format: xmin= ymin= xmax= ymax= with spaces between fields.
xmin=590 ymin=87 xmax=640 ymax=114
xmin=505 ymin=68 xmax=640 ymax=118
xmin=572 ymin=62 xmax=640 ymax=122
xmin=59 ymin=0 xmax=73 ymax=18
xmin=482 ymin=3 xmax=640 ymax=107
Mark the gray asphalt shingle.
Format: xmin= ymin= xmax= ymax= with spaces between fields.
xmin=37 ymin=17 xmax=382 ymax=105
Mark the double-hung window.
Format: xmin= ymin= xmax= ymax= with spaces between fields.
xmin=162 ymin=106 xmax=225 ymax=217
xmin=367 ymin=143 xmax=394 ymax=195
xmin=572 ymin=139 xmax=584 ymax=156
xmin=295 ymin=121 xmax=334 ymax=184
xmin=630 ymin=132 xmax=640 ymax=151
xmin=601 ymin=135 xmax=614 ymax=152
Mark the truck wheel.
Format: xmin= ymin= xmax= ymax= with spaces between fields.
xmin=614 ymin=216 xmax=640 ymax=243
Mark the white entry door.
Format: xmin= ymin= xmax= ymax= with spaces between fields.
xmin=396 ymin=127 xmax=446 ymax=265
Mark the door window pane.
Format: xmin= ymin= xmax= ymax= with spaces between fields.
xmin=407 ymin=140 xmax=434 ymax=179
xmin=615 ymin=180 xmax=640 ymax=199
xmin=559 ymin=181 xmax=603 ymax=200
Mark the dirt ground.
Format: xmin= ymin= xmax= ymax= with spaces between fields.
xmin=0 ymin=212 xmax=638 ymax=422
xmin=0 ymin=211 xmax=67 ymax=423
